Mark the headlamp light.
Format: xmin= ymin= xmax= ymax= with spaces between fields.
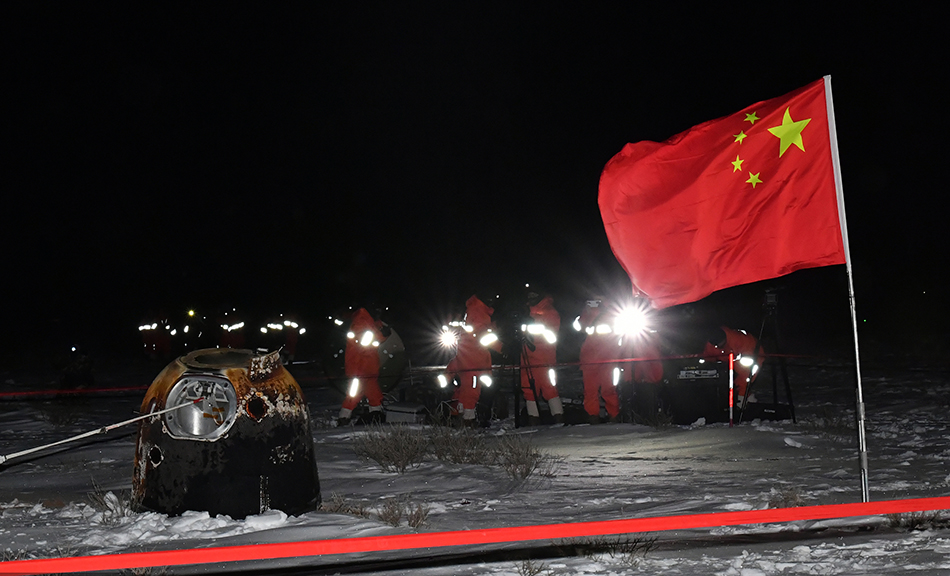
xmin=479 ymin=375 xmax=493 ymax=387
xmin=615 ymin=305 xmax=650 ymax=337
xmin=440 ymin=328 xmax=458 ymax=348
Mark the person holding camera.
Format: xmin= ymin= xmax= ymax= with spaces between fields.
xmin=519 ymin=292 xmax=564 ymax=425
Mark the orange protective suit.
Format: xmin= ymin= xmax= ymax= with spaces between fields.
xmin=702 ymin=327 xmax=762 ymax=398
xmin=341 ymin=308 xmax=386 ymax=412
xmin=445 ymin=296 xmax=499 ymax=419
xmin=579 ymin=317 xmax=622 ymax=419
xmin=520 ymin=296 xmax=560 ymax=405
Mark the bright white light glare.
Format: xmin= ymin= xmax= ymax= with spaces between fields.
xmin=585 ymin=326 xmax=594 ymax=335
xmin=346 ymin=331 xmax=355 ymax=339
xmin=437 ymin=374 xmax=448 ymax=388
xmin=183 ymin=325 xmax=190 ymax=333
xmin=751 ymin=364 xmax=759 ymax=376
xmin=613 ymin=367 xmax=621 ymax=386
xmin=572 ymin=316 xmax=582 ymax=332
xmin=299 ymin=328 xmax=306 ymax=335
xmin=259 ymin=327 xmax=267 ymax=333
xmin=739 ymin=356 xmax=755 ymax=367
xmin=479 ymin=333 xmax=498 ymax=347
xmin=348 ymin=378 xmax=360 ymax=397
xmin=543 ymin=330 xmax=557 ymax=344
xmin=463 ymin=324 xmax=474 ymax=333
xmin=615 ymin=306 xmax=649 ymax=336
xmin=372 ymin=341 xmax=379 ymax=347
xmin=440 ymin=329 xmax=458 ymax=348
xmin=360 ymin=331 xmax=374 ymax=346
xmin=170 ymin=329 xmax=178 ymax=336
xmin=334 ymin=319 xmax=344 ymax=326
xmin=526 ymin=324 xmax=544 ymax=335
xmin=267 ymin=323 xmax=283 ymax=331
xmin=595 ymin=323 xmax=612 ymax=335
xmin=548 ymin=368 xmax=557 ymax=386
xmin=479 ymin=375 xmax=493 ymax=387
xmin=152 ymin=323 xmax=158 ymax=330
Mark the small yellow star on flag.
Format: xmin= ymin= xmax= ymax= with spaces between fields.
xmin=744 ymin=112 xmax=759 ymax=125
xmin=734 ymin=131 xmax=747 ymax=144
xmin=731 ymin=155 xmax=744 ymax=172
xmin=746 ymin=172 xmax=762 ymax=188
xmin=768 ymin=107 xmax=811 ymax=157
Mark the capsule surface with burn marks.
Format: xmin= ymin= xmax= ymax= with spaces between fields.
xmin=132 ymin=348 xmax=320 ymax=518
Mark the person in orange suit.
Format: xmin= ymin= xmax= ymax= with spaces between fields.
xmin=576 ymin=297 xmax=623 ymax=424
xmin=338 ymin=308 xmax=388 ymax=426
xmin=519 ymin=292 xmax=564 ymax=425
xmin=703 ymin=326 xmax=763 ymax=405
xmin=443 ymin=295 xmax=502 ymax=427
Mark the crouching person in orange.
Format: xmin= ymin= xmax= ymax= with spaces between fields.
xmin=442 ymin=295 xmax=502 ymax=427
xmin=575 ymin=297 xmax=623 ymax=424
xmin=338 ymin=308 xmax=387 ymax=426
xmin=703 ymin=326 xmax=763 ymax=407
xmin=520 ymin=292 xmax=564 ymax=425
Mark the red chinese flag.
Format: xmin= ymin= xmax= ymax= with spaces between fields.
xmin=599 ymin=77 xmax=846 ymax=308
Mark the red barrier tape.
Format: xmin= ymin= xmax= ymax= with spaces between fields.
xmin=0 ymin=386 xmax=148 ymax=400
xmin=2 ymin=496 xmax=949 ymax=575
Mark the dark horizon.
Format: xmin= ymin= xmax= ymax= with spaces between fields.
xmin=4 ymin=3 xmax=946 ymax=367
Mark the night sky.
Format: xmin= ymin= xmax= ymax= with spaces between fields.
xmin=4 ymin=3 xmax=946 ymax=364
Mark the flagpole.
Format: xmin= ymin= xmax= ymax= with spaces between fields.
xmin=824 ymin=75 xmax=870 ymax=502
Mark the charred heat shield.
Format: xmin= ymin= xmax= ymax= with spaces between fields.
xmin=132 ymin=348 xmax=320 ymax=518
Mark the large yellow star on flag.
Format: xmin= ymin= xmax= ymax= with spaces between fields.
xmin=768 ymin=107 xmax=811 ymax=157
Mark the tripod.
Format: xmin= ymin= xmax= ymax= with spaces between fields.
xmin=513 ymin=335 xmax=540 ymax=428
xmin=740 ymin=289 xmax=796 ymax=423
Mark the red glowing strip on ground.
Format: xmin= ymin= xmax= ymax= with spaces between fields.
xmin=2 ymin=496 xmax=949 ymax=575
xmin=0 ymin=386 xmax=149 ymax=400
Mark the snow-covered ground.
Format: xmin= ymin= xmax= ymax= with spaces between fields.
xmin=3 ymin=354 xmax=950 ymax=575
